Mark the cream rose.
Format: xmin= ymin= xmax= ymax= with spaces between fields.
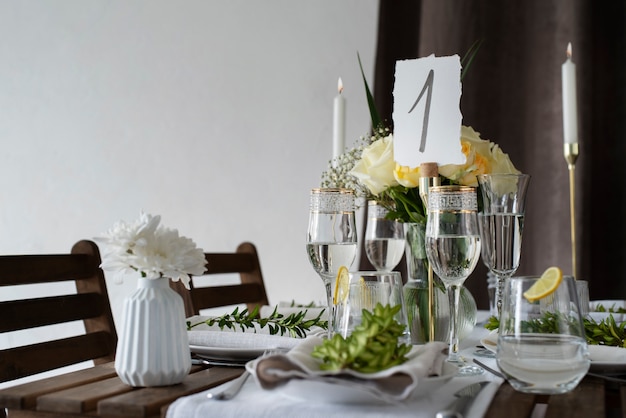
xmin=393 ymin=163 xmax=420 ymax=188
xmin=350 ymin=134 xmax=398 ymax=196
xmin=439 ymin=126 xmax=520 ymax=186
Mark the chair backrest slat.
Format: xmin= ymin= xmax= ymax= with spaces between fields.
xmin=203 ymin=253 xmax=257 ymax=274
xmin=0 ymin=332 xmax=114 ymax=382
xmin=170 ymin=242 xmax=269 ymax=317
xmin=0 ymin=254 xmax=95 ymax=284
xmin=190 ymin=283 xmax=267 ymax=310
xmin=0 ymin=293 xmax=105 ymax=332
xmin=0 ymin=240 xmax=117 ymax=384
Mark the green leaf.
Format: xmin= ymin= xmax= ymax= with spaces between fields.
xmin=460 ymin=39 xmax=483 ymax=80
xmin=311 ymin=303 xmax=410 ymax=373
xmin=357 ymin=52 xmax=382 ymax=130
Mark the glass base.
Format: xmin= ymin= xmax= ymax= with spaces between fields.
xmin=457 ymin=364 xmax=485 ymax=376
xmin=447 ymin=358 xmax=485 ymax=377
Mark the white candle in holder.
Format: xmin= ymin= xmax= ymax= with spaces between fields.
xmin=333 ymin=77 xmax=346 ymax=159
xmin=562 ymin=42 xmax=578 ymax=144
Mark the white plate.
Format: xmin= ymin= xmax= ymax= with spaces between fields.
xmin=189 ymin=345 xmax=268 ymax=361
xmin=480 ymin=330 xmax=498 ymax=353
xmin=588 ymin=345 xmax=626 ymax=372
xmin=246 ymin=360 xmax=457 ymax=404
xmin=480 ymin=331 xmax=626 ymax=372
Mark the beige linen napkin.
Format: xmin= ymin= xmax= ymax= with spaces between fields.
xmin=253 ymin=336 xmax=448 ymax=402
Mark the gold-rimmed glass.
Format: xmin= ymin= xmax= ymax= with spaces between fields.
xmin=306 ymin=188 xmax=357 ymax=337
xmin=425 ymin=185 xmax=482 ymax=375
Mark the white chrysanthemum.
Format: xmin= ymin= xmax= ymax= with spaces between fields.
xmin=95 ymin=211 xmax=207 ymax=290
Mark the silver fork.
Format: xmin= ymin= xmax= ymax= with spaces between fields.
xmin=206 ymin=371 xmax=251 ymax=400
xmin=205 ymin=347 xmax=288 ymax=401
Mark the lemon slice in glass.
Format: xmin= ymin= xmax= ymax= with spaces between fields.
xmin=523 ymin=266 xmax=563 ymax=302
xmin=333 ymin=266 xmax=350 ymax=305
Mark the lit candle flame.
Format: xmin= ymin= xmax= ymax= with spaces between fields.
xmin=566 ymin=42 xmax=572 ymax=60
xmin=337 ymin=77 xmax=344 ymax=95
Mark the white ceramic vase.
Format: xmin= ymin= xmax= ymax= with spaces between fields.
xmin=115 ymin=277 xmax=191 ymax=387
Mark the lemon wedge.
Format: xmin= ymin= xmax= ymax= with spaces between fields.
xmin=333 ymin=266 xmax=350 ymax=305
xmin=523 ymin=266 xmax=563 ymax=302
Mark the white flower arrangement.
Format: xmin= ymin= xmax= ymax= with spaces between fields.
xmin=95 ymin=212 xmax=207 ymax=289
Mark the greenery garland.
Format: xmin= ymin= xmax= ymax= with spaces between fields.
xmin=485 ymin=312 xmax=626 ymax=348
xmin=187 ymin=306 xmax=328 ymax=338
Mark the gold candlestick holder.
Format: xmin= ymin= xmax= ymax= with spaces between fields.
xmin=564 ymin=143 xmax=579 ymax=279
xmin=419 ymin=163 xmax=440 ymax=341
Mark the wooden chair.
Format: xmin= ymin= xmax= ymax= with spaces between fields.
xmin=170 ymin=242 xmax=270 ymax=317
xmin=0 ymin=240 xmax=117 ymax=388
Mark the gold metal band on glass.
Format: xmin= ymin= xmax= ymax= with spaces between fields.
xmin=427 ymin=185 xmax=478 ymax=212
xmin=310 ymin=188 xmax=355 ymax=213
xmin=367 ymin=200 xmax=390 ymax=220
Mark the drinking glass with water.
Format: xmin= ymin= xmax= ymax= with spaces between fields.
xmin=496 ymin=275 xmax=590 ymax=394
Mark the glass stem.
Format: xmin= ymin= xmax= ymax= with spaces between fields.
xmin=447 ymin=284 xmax=461 ymax=363
xmin=496 ymin=276 xmax=503 ymax=316
xmin=496 ymin=274 xmax=510 ymax=316
xmin=322 ymin=274 xmax=334 ymax=338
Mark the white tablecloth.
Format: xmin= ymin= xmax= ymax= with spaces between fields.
xmin=167 ymin=311 xmax=503 ymax=418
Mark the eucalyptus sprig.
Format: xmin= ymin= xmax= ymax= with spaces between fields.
xmin=484 ymin=315 xmax=500 ymax=331
xmin=594 ymin=303 xmax=626 ymax=314
xmin=484 ymin=313 xmax=626 ymax=347
xmin=286 ymin=300 xmax=320 ymax=308
xmin=311 ymin=303 xmax=411 ymax=373
xmin=585 ymin=315 xmax=626 ymax=347
xmin=186 ymin=306 xmax=328 ymax=338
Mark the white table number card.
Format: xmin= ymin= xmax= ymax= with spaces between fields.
xmin=392 ymin=54 xmax=465 ymax=167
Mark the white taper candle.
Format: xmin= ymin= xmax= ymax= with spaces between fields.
xmin=562 ymin=42 xmax=578 ymax=144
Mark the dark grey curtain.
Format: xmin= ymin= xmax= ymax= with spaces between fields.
xmin=366 ymin=0 xmax=626 ymax=309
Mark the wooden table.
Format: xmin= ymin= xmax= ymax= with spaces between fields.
xmin=485 ymin=374 xmax=624 ymax=418
xmin=1 ymin=361 xmax=624 ymax=417
xmin=0 ymin=362 xmax=242 ymax=417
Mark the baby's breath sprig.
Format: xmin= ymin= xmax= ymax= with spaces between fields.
xmin=320 ymin=143 xmax=365 ymax=192
xmin=186 ymin=306 xmax=328 ymax=338
xmin=320 ymin=126 xmax=391 ymax=202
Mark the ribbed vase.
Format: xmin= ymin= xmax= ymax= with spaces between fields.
xmin=115 ymin=277 xmax=191 ymax=387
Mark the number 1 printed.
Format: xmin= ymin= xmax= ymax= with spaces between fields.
xmin=408 ymin=69 xmax=434 ymax=153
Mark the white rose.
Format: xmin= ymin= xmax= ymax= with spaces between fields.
xmin=349 ymin=135 xmax=398 ymax=195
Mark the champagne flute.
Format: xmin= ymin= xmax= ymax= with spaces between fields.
xmin=477 ymin=173 xmax=531 ymax=315
xmin=425 ymin=185 xmax=482 ymax=375
xmin=364 ymin=201 xmax=405 ymax=272
xmin=306 ymin=188 xmax=357 ymax=337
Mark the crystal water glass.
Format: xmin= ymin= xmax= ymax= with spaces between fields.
xmin=333 ymin=271 xmax=410 ymax=343
xmin=364 ymin=201 xmax=405 ymax=272
xmin=477 ymin=173 xmax=531 ymax=314
xmin=425 ymin=185 xmax=482 ymax=376
xmin=497 ymin=275 xmax=590 ymax=394
xmin=306 ymin=188 xmax=357 ymax=337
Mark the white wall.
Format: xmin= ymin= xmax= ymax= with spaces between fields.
xmin=0 ymin=1 xmax=379 ymax=335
